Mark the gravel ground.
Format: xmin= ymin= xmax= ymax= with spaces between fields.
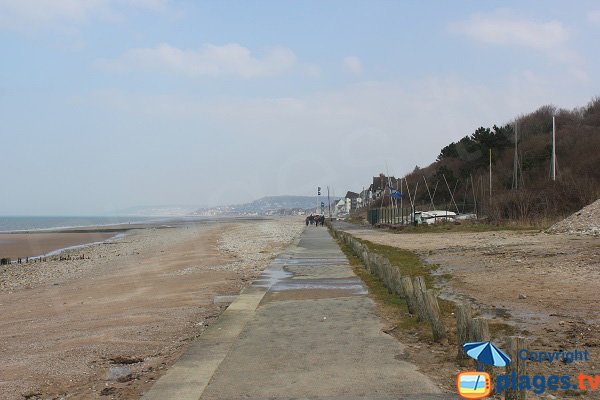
xmin=548 ymin=198 xmax=600 ymax=236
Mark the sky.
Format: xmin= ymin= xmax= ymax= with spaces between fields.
xmin=1 ymin=0 xmax=600 ymax=215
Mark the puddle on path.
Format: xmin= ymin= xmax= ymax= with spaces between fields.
xmin=252 ymin=267 xmax=293 ymax=288
xmin=271 ymin=258 xmax=348 ymax=266
xmin=253 ymin=256 xmax=367 ymax=299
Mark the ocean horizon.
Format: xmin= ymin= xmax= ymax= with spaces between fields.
xmin=0 ymin=216 xmax=168 ymax=233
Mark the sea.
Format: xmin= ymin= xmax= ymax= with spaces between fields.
xmin=0 ymin=216 xmax=164 ymax=233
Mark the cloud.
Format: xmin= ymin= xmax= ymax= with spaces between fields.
xmin=343 ymin=56 xmax=363 ymax=74
xmin=0 ymin=0 xmax=169 ymax=32
xmin=89 ymin=73 xmax=578 ymax=169
xmin=95 ymin=43 xmax=297 ymax=78
xmin=452 ymin=10 xmax=570 ymax=50
xmin=122 ymin=0 xmax=168 ymax=11
xmin=451 ymin=10 xmax=586 ymax=81
xmin=76 ymin=68 xmax=596 ymax=205
xmin=589 ymin=10 xmax=600 ymax=26
xmin=304 ymin=64 xmax=321 ymax=78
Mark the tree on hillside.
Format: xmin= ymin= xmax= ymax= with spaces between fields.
xmin=437 ymin=125 xmax=512 ymax=164
xmin=393 ymin=97 xmax=600 ymax=222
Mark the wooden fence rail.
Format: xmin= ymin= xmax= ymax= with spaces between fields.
xmin=331 ymin=227 xmax=447 ymax=343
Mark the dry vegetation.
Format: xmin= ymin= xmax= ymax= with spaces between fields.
xmin=399 ymin=97 xmax=600 ymax=224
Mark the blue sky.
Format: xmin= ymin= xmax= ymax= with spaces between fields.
xmin=1 ymin=1 xmax=599 ymax=215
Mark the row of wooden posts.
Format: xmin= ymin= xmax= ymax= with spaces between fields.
xmin=1 ymin=257 xmax=46 ymax=265
xmin=0 ymin=254 xmax=85 ymax=266
xmin=330 ymin=226 xmax=528 ymax=399
xmin=331 ymin=228 xmax=449 ymax=342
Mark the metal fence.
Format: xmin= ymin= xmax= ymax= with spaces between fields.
xmin=368 ymin=207 xmax=413 ymax=225
xmin=368 ymin=205 xmax=478 ymax=225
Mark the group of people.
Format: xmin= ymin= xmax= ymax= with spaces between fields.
xmin=306 ymin=214 xmax=325 ymax=226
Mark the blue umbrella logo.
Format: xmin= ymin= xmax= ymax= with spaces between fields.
xmin=463 ymin=341 xmax=511 ymax=371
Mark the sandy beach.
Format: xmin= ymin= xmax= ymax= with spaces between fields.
xmin=0 ymin=217 xmax=303 ymax=399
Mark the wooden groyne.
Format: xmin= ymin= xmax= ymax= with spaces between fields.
xmin=0 ymin=254 xmax=86 ymax=266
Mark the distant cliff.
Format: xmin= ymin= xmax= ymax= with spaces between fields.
xmin=194 ymin=196 xmax=320 ymax=216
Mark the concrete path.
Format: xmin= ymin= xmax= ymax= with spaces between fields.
xmin=143 ymin=226 xmax=452 ymax=400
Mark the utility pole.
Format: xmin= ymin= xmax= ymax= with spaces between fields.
xmin=327 ymin=186 xmax=331 ymax=220
xmin=552 ymin=115 xmax=557 ymax=181
xmin=489 ymin=148 xmax=492 ymax=203
xmin=512 ymin=122 xmax=519 ymax=190
xmin=400 ymin=178 xmax=403 ymax=224
xmin=317 ymin=186 xmax=321 ymax=214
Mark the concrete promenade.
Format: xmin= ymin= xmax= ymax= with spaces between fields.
xmin=143 ymin=226 xmax=452 ymax=399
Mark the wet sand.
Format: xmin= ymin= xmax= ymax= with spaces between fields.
xmin=0 ymin=232 xmax=116 ymax=258
xmin=0 ymin=218 xmax=266 ymax=260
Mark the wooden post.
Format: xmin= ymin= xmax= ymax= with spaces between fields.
xmin=470 ymin=317 xmax=490 ymax=341
xmin=382 ymin=262 xmax=389 ymax=288
xmin=361 ymin=250 xmax=369 ymax=269
xmin=386 ymin=262 xmax=394 ymax=292
xmin=456 ymin=303 xmax=473 ymax=362
xmin=358 ymin=243 xmax=365 ymax=254
xmin=367 ymin=253 xmax=375 ymax=274
xmin=505 ymin=336 xmax=527 ymax=400
xmin=412 ymin=276 xmax=428 ymax=322
xmin=424 ymin=289 xmax=447 ymax=342
xmin=382 ymin=260 xmax=393 ymax=293
xmin=392 ymin=268 xmax=403 ymax=296
xmin=376 ymin=256 xmax=384 ymax=281
xmin=471 ymin=317 xmax=494 ymax=380
xmin=371 ymin=254 xmax=382 ymax=277
xmin=400 ymin=277 xmax=415 ymax=314
xmin=365 ymin=252 xmax=374 ymax=273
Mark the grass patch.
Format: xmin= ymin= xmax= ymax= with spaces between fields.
xmin=333 ymin=228 xmax=462 ymax=343
xmin=438 ymin=298 xmax=455 ymax=316
xmin=336 ymin=231 xmax=456 ymax=319
xmin=353 ymin=238 xmax=436 ymax=287
xmin=336 ymin=237 xmax=426 ymax=333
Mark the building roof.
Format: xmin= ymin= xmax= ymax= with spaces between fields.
xmin=345 ymin=191 xmax=360 ymax=199
xmin=372 ymin=174 xmax=399 ymax=191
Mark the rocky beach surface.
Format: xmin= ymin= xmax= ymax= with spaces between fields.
xmin=548 ymin=198 xmax=600 ymax=236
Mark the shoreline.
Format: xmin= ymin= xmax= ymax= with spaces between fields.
xmin=0 ymin=216 xmax=270 ymax=259
xmin=0 ymin=215 xmax=269 ymax=234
